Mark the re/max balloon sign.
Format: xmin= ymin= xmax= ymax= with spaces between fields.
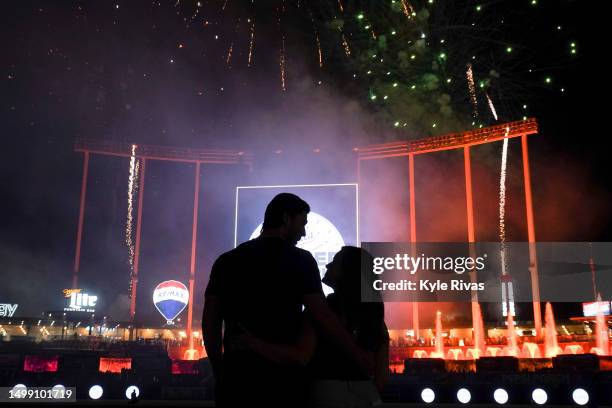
xmin=153 ymin=280 xmax=189 ymax=324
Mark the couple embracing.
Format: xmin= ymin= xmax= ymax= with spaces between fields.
xmin=203 ymin=193 xmax=388 ymax=407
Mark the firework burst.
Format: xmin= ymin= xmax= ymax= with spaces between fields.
xmin=169 ymin=0 xmax=577 ymax=132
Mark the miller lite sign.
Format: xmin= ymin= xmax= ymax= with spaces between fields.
xmin=63 ymin=288 xmax=97 ymax=312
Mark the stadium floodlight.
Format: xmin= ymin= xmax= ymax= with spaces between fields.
xmin=88 ymin=385 xmax=103 ymax=400
xmin=493 ymin=388 xmax=509 ymax=404
xmin=532 ymin=388 xmax=547 ymax=405
xmin=572 ymin=388 xmax=589 ymax=405
xmin=421 ymin=388 xmax=435 ymax=403
xmin=457 ymin=388 xmax=471 ymax=404
xmin=125 ymin=385 xmax=140 ymax=400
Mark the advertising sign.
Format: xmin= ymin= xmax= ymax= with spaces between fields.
xmin=153 ymin=280 xmax=189 ymax=324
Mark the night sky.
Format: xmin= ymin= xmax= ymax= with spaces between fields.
xmin=1 ymin=0 xmax=609 ymax=324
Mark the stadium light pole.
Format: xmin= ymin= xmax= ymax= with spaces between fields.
xmin=408 ymin=153 xmax=419 ymax=339
xmin=186 ymin=162 xmax=201 ymax=359
xmin=521 ymin=134 xmax=542 ymax=338
xmin=73 ymin=151 xmax=89 ymax=289
xmin=463 ymin=146 xmax=481 ymax=348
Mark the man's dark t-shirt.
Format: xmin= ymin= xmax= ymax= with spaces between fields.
xmin=205 ymin=236 xmax=322 ymax=403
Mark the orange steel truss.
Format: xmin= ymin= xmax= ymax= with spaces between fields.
xmin=71 ymin=118 xmax=543 ymax=355
xmin=72 ymin=139 xmax=252 ymax=354
xmin=356 ymin=118 xmax=542 ymax=339
xmin=75 ymin=138 xmax=253 ymax=165
xmin=357 ymin=118 xmax=537 ymax=158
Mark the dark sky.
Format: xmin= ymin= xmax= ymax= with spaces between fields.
xmin=1 ymin=0 xmax=609 ymax=324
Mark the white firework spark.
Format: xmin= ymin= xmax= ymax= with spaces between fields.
xmin=499 ymin=127 xmax=510 ymax=275
xmin=226 ymin=43 xmax=233 ymax=65
xmin=280 ymin=35 xmax=286 ymax=91
xmin=466 ymin=63 xmax=479 ymax=120
xmin=341 ymin=33 xmax=351 ymax=56
xmin=486 ymin=92 xmax=498 ymax=121
xmin=400 ymin=0 xmax=415 ymax=18
xmin=316 ymin=32 xmax=323 ymax=68
xmin=248 ymin=21 xmax=255 ymax=67
xmin=126 ymin=144 xmax=140 ymax=287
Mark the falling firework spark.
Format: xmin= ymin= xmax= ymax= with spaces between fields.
xmin=248 ymin=21 xmax=255 ymax=67
xmin=499 ymin=126 xmax=510 ymax=272
xmin=226 ymin=43 xmax=233 ymax=65
xmin=316 ymin=32 xmax=323 ymax=67
xmin=400 ymin=0 xmax=415 ymax=18
xmin=499 ymin=138 xmax=509 ymax=245
xmin=226 ymin=18 xmax=241 ymax=67
xmin=466 ymin=63 xmax=479 ymax=120
xmin=486 ymin=92 xmax=498 ymax=121
xmin=499 ymin=126 xmax=512 ymax=314
xmin=341 ymin=33 xmax=351 ymax=56
xmin=126 ymin=144 xmax=140 ymax=294
xmin=308 ymin=9 xmax=323 ymax=68
xmin=279 ymin=36 xmax=287 ymax=91
xmin=277 ymin=5 xmax=286 ymax=91
xmin=337 ymin=0 xmax=344 ymax=13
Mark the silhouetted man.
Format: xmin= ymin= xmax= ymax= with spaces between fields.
xmin=203 ymin=193 xmax=371 ymax=407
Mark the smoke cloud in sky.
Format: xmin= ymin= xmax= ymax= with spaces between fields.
xmin=1 ymin=2 xmax=609 ymax=328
